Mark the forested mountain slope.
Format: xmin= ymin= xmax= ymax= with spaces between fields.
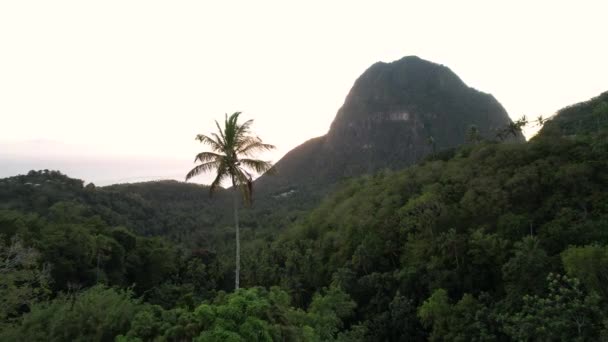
xmin=539 ymin=90 xmax=608 ymax=137
xmin=238 ymin=91 xmax=608 ymax=340
xmin=1 ymin=90 xmax=607 ymax=340
xmin=0 ymin=173 xmax=229 ymax=244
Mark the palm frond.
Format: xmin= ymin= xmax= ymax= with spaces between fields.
xmin=211 ymin=133 xmax=227 ymax=150
xmin=185 ymin=160 xmax=222 ymax=181
xmin=223 ymin=112 xmax=242 ymax=148
xmin=236 ymin=119 xmax=254 ymax=137
xmin=195 ymin=134 xmax=224 ymax=152
xmin=194 ymin=152 xmax=224 ymax=163
xmin=209 ymin=165 xmax=229 ymax=195
xmin=214 ymin=120 xmax=227 ymax=145
xmin=240 ymin=158 xmax=274 ymax=174
xmin=234 ymin=136 xmax=259 ymax=151
xmin=237 ymin=136 xmax=260 ymax=145
xmin=241 ymin=180 xmax=253 ymax=206
xmin=231 ymin=166 xmax=252 ymax=185
xmin=229 ymin=112 xmax=242 ymax=126
xmin=237 ymin=140 xmax=275 ymax=156
xmin=234 ymin=167 xmax=253 ymax=205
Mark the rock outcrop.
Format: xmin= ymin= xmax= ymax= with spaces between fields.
xmin=256 ymin=56 xmax=523 ymax=195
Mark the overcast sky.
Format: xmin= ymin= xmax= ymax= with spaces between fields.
xmin=1 ymin=1 xmax=607 ymax=185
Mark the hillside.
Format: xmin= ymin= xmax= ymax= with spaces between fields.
xmin=255 ymin=56 xmax=523 ymax=198
xmin=0 ymin=173 xmax=229 ymax=244
xmin=239 ymin=90 xmax=608 ymax=340
xmin=2 ymin=90 xmax=608 ymax=340
xmin=538 ymin=90 xmax=608 ymax=137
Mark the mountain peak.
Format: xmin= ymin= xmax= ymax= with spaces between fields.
xmin=257 ymin=56 xmax=523 ymax=195
xmin=329 ymin=56 xmax=471 ymax=135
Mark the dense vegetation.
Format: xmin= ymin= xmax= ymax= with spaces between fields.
xmin=1 ymin=91 xmax=607 ymax=340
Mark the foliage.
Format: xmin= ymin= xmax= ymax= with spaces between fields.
xmin=119 ymin=286 xmax=356 ymax=342
xmin=186 ymin=111 xmax=275 ymax=200
xmin=418 ymin=289 xmax=497 ymax=341
xmin=1 ymin=91 xmax=608 ymax=340
xmin=0 ymin=204 xmax=221 ymax=306
xmin=501 ymin=273 xmax=603 ymax=341
xmin=0 ymin=236 xmax=51 ymax=326
xmin=242 ymin=91 xmax=608 ymax=340
xmin=0 ymin=285 xmax=142 ymax=342
xmin=561 ymin=244 xmax=608 ymax=298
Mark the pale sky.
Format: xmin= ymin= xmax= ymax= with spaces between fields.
xmin=1 ymin=1 xmax=607 ymax=185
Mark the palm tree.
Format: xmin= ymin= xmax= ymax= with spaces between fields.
xmin=535 ymin=115 xmax=547 ymax=127
xmin=185 ymin=112 xmax=275 ymax=290
xmin=497 ymin=115 xmax=528 ymax=140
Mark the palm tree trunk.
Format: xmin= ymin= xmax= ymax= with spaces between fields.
xmin=232 ymin=186 xmax=240 ymax=290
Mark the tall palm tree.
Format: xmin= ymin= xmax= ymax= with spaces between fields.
xmin=185 ymin=112 xmax=274 ymax=290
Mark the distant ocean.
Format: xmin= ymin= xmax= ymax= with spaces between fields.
xmin=0 ymin=155 xmax=212 ymax=186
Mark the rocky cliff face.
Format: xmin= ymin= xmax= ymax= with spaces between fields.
xmin=256 ymin=56 xmax=523 ymax=195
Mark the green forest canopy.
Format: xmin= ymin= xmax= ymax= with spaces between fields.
xmin=0 ymin=91 xmax=607 ymax=340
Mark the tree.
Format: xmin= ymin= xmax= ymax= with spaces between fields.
xmin=185 ymin=112 xmax=275 ymax=290
xmin=561 ymin=245 xmax=608 ymax=299
xmin=496 ymin=115 xmax=528 ymax=140
xmin=0 ymin=236 xmax=51 ymax=326
xmin=502 ymin=273 xmax=603 ymax=341
xmin=502 ymin=236 xmax=550 ymax=305
xmin=418 ymin=290 xmax=497 ymax=341
xmin=0 ymin=285 xmax=141 ymax=341
xmin=535 ymin=115 xmax=547 ymax=127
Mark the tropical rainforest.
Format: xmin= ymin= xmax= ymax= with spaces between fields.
xmin=1 ymin=89 xmax=608 ymax=341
